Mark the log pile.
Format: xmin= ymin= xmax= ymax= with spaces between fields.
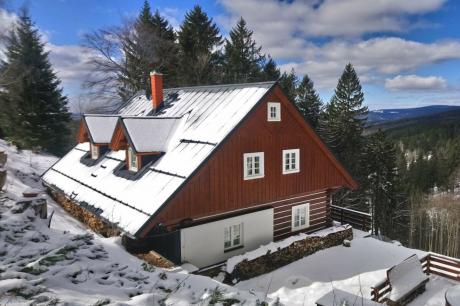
xmin=136 ymin=251 xmax=175 ymax=269
xmin=0 ymin=150 xmax=6 ymax=191
xmin=229 ymin=226 xmax=353 ymax=281
xmin=48 ymin=189 xmax=120 ymax=237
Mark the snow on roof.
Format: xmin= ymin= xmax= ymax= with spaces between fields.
xmin=43 ymin=81 xmax=275 ymax=235
xmin=121 ymin=117 xmax=183 ymax=153
xmin=84 ymin=115 xmax=119 ymax=144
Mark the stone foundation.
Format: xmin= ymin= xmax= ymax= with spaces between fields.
xmin=229 ymin=227 xmax=353 ymax=281
xmin=48 ymin=188 xmax=120 ymax=237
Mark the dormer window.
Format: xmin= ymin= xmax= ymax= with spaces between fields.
xmin=128 ymin=147 xmax=138 ymax=172
xmin=90 ymin=143 xmax=99 ymax=160
xmin=267 ymin=102 xmax=281 ymax=121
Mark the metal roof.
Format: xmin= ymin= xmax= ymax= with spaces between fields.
xmin=43 ymin=81 xmax=276 ymax=235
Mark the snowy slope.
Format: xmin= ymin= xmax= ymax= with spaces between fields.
xmin=235 ymin=230 xmax=458 ymax=306
xmin=1 ymin=139 xmax=458 ymax=305
xmin=0 ymin=140 xmax=270 ymax=306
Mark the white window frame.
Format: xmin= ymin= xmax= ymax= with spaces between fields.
xmin=282 ymin=149 xmax=300 ymax=174
xmin=127 ymin=146 xmax=138 ymax=172
xmin=224 ymin=223 xmax=243 ymax=250
xmin=90 ymin=143 xmax=99 ymax=160
xmin=267 ymin=102 xmax=281 ymax=121
xmin=243 ymin=152 xmax=264 ymax=180
xmin=291 ymin=203 xmax=310 ymax=231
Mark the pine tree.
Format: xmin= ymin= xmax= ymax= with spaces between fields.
xmin=318 ymin=63 xmax=368 ymax=210
xmin=261 ymin=55 xmax=280 ymax=81
xmin=0 ymin=10 xmax=70 ymax=155
xmin=364 ymin=130 xmax=406 ymax=237
xmin=296 ymin=74 xmax=323 ymax=129
xmin=278 ymin=69 xmax=298 ymax=102
xmin=178 ymin=5 xmax=222 ymax=85
xmin=120 ymin=1 xmax=178 ymax=100
xmin=320 ymin=63 xmax=368 ymax=176
xmin=222 ymin=17 xmax=265 ymax=83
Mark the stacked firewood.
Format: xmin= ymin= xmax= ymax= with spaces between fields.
xmin=49 ymin=190 xmax=120 ymax=237
xmin=0 ymin=150 xmax=6 ymax=191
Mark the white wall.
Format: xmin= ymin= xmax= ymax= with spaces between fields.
xmin=180 ymin=208 xmax=274 ymax=268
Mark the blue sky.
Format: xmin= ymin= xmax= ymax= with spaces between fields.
xmin=4 ymin=0 xmax=460 ymax=111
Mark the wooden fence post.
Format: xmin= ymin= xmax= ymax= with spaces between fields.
xmin=426 ymin=254 xmax=431 ymax=275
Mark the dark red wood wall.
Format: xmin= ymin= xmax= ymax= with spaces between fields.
xmin=139 ymin=85 xmax=355 ymax=237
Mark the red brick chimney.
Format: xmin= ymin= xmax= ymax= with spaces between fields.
xmin=150 ymin=71 xmax=163 ymax=110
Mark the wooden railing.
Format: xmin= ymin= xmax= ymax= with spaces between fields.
xmin=331 ymin=205 xmax=372 ymax=232
xmin=371 ymin=253 xmax=460 ymax=302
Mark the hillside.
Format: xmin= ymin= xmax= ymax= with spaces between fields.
xmin=376 ymin=110 xmax=460 ymax=193
xmin=366 ymin=109 xmax=460 ymax=134
xmin=0 ymin=140 xmax=269 ymax=306
xmin=1 ymin=140 xmax=457 ymax=306
xmin=367 ymin=105 xmax=460 ymax=125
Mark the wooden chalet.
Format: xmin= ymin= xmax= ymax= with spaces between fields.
xmin=43 ymin=72 xmax=358 ymax=268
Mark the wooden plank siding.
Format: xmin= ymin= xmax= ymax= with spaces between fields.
xmin=139 ymin=85 xmax=355 ymax=237
xmin=272 ymin=190 xmax=329 ymax=240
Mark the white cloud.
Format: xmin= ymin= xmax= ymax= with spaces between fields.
xmin=0 ymin=9 xmax=17 ymax=60
xmin=385 ymin=75 xmax=448 ymax=91
xmin=218 ymin=0 xmax=445 ymax=42
xmin=217 ymin=0 xmax=458 ymax=92
xmin=279 ymin=37 xmax=460 ymax=90
xmin=45 ymin=44 xmax=93 ymax=86
xmin=0 ymin=9 xmax=16 ymax=32
xmin=45 ymin=44 xmax=102 ymax=113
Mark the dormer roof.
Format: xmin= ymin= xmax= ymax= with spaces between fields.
xmin=79 ymin=115 xmax=119 ymax=144
xmin=119 ymin=116 xmax=183 ymax=153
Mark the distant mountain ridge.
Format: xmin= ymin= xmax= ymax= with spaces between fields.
xmin=367 ymin=105 xmax=460 ymax=124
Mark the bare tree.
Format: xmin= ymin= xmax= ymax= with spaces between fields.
xmin=82 ymin=26 xmax=127 ymax=107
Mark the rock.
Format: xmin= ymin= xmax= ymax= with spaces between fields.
xmin=0 ymin=167 xmax=6 ymax=191
xmin=0 ymin=150 xmax=6 ymax=166
xmin=22 ymin=188 xmax=42 ymax=198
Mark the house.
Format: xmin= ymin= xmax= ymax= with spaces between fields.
xmin=42 ymin=72 xmax=358 ymax=269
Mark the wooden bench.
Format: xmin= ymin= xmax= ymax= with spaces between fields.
xmin=384 ymin=254 xmax=429 ymax=306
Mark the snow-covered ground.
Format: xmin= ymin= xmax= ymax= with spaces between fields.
xmin=235 ymin=229 xmax=459 ymax=305
xmin=1 ymin=139 xmax=458 ymax=305
xmin=0 ymin=140 xmax=270 ymax=305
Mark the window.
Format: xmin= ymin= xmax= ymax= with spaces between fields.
xmin=267 ymin=102 xmax=281 ymax=121
xmin=283 ymin=149 xmax=300 ymax=174
xmin=224 ymin=223 xmax=243 ymax=250
xmin=127 ymin=146 xmax=138 ymax=172
xmin=243 ymin=152 xmax=264 ymax=180
xmin=90 ymin=143 xmax=99 ymax=160
xmin=292 ymin=203 xmax=310 ymax=231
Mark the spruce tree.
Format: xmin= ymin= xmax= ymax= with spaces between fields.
xmin=261 ymin=56 xmax=280 ymax=81
xmin=364 ymin=130 xmax=406 ymax=237
xmin=318 ymin=63 xmax=368 ymax=209
xmin=178 ymin=5 xmax=222 ymax=85
xmin=320 ymin=63 xmax=368 ymax=176
xmin=223 ymin=17 xmax=265 ymax=83
xmin=0 ymin=10 xmax=70 ymax=155
xmin=121 ymin=1 xmax=178 ymax=100
xmin=296 ymin=74 xmax=323 ymax=129
xmin=278 ymin=69 xmax=298 ymax=102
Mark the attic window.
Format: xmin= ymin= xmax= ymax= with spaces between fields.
xmin=90 ymin=143 xmax=99 ymax=160
xmin=127 ymin=147 xmax=138 ymax=172
xmin=267 ymin=102 xmax=281 ymax=121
